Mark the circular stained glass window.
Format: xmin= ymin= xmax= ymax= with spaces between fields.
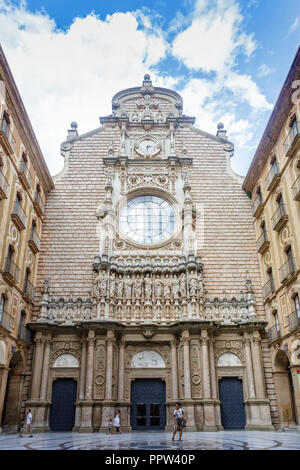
xmin=120 ymin=195 xmax=176 ymax=245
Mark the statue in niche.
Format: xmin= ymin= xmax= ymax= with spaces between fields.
xmin=154 ymin=274 xmax=163 ymax=301
xmin=109 ymin=272 xmax=116 ymax=301
xmin=124 ymin=274 xmax=133 ymax=300
xmin=188 ymin=270 xmax=198 ymax=298
xmin=99 ymin=269 xmax=108 ymax=298
xmin=172 ymin=274 xmax=180 ymax=300
xmin=92 ymin=271 xmax=100 ymax=298
xmin=163 ymin=273 xmax=171 ymax=301
xmin=144 ymin=273 xmax=152 ymax=301
xmin=179 ymin=272 xmax=187 ymax=298
xmin=117 ymin=274 xmax=124 ymax=300
xmin=134 ymin=274 xmax=143 ymax=299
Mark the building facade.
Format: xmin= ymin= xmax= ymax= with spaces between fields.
xmin=244 ymin=47 xmax=300 ymax=430
xmin=0 ymin=45 xmax=53 ymax=432
xmin=25 ymin=74 xmax=278 ymax=433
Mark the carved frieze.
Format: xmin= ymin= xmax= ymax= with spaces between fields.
xmin=94 ymin=343 xmax=106 ymax=399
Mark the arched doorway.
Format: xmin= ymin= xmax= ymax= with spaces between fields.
xmin=2 ymin=351 xmax=24 ymax=430
xmin=274 ymin=350 xmax=296 ymax=427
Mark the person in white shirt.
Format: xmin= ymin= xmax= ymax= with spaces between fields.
xmin=20 ymin=409 xmax=33 ymax=437
xmin=113 ymin=409 xmax=122 ymax=434
xmin=172 ymin=402 xmax=185 ymax=441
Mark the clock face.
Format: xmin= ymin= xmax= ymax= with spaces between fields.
xmin=136 ymin=139 xmax=159 ymax=157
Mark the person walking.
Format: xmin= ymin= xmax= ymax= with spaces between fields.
xmin=113 ymin=409 xmax=122 ymax=434
xmin=20 ymin=409 xmax=33 ymax=437
xmin=172 ymin=402 xmax=185 ymax=441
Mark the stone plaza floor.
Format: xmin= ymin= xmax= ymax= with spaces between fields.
xmin=0 ymin=430 xmax=299 ymax=450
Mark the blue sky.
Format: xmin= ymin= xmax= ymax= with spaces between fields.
xmin=0 ymin=0 xmax=300 ymax=176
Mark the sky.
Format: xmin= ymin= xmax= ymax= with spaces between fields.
xmin=0 ymin=0 xmax=300 ymax=177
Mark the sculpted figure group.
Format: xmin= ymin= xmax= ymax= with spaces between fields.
xmin=93 ymin=269 xmax=203 ymax=304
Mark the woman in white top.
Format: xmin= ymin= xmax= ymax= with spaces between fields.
xmin=172 ymin=402 xmax=185 ymax=441
xmin=113 ymin=409 xmax=122 ymax=434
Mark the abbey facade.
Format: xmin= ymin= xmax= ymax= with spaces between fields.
xmin=26 ymin=75 xmax=278 ymax=432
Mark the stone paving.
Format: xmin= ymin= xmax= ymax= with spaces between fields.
xmin=0 ymin=430 xmax=299 ymax=450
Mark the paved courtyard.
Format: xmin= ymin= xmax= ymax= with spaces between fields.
xmin=0 ymin=430 xmax=299 ymax=450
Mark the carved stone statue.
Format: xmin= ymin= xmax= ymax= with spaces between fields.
xmin=144 ymin=273 xmax=152 ymax=301
xmin=154 ymin=274 xmax=162 ymax=301
xmin=117 ymin=274 xmax=124 ymax=300
xmin=109 ymin=272 xmax=116 ymax=300
xmin=124 ymin=274 xmax=133 ymax=300
xmin=134 ymin=274 xmax=143 ymax=299
xmin=99 ymin=269 xmax=108 ymax=298
xmin=92 ymin=271 xmax=100 ymax=298
xmin=172 ymin=274 xmax=180 ymax=300
xmin=179 ymin=272 xmax=187 ymax=298
xmin=163 ymin=273 xmax=171 ymax=301
xmin=188 ymin=270 xmax=198 ymax=298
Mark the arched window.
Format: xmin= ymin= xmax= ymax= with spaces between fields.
xmin=217 ymin=352 xmax=242 ymax=367
xmin=267 ymin=267 xmax=275 ymax=293
xmin=17 ymin=310 xmax=26 ymax=338
xmin=294 ymin=294 xmax=300 ymax=318
xmin=273 ymin=310 xmax=280 ymax=333
xmin=0 ymin=294 xmax=5 ymax=323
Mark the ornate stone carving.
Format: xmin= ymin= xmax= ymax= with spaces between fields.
xmin=94 ymin=343 xmax=106 ymax=399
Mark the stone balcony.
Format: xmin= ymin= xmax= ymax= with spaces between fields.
xmin=283 ymin=121 xmax=300 ymax=158
xmin=271 ymin=205 xmax=288 ymax=232
xmin=18 ymin=160 xmax=33 ymax=190
xmin=0 ymin=119 xmax=16 ymax=155
xmin=279 ymin=258 xmax=297 ymax=284
xmin=33 ymin=192 xmax=45 ymax=217
xmin=28 ymin=228 xmax=41 ymax=254
xmin=262 ymin=280 xmax=275 ymax=300
xmin=252 ymin=196 xmax=264 ymax=218
xmin=288 ymin=310 xmax=300 ymax=332
xmin=23 ymin=279 xmax=35 ymax=304
xmin=0 ymin=168 xmax=9 ymax=200
xmin=256 ymin=231 xmax=270 ymax=255
xmin=292 ymin=175 xmax=300 ymax=201
xmin=265 ymin=166 xmax=280 ymax=191
xmin=0 ymin=309 xmax=15 ymax=332
xmin=11 ymin=201 xmax=27 ymax=231
xmin=2 ymin=258 xmax=20 ymax=286
xmin=267 ymin=325 xmax=281 ymax=343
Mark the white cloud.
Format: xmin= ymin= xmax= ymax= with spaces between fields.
xmin=172 ymin=0 xmax=256 ymax=74
xmin=0 ymin=0 xmax=272 ymax=177
xmin=257 ymin=64 xmax=272 ymax=77
xmin=290 ymin=17 xmax=300 ymax=32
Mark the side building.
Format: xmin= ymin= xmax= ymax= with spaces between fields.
xmin=243 ymin=46 xmax=300 ymax=430
xmin=0 ymin=45 xmax=53 ymax=432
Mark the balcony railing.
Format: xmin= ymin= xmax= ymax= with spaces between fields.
xmin=252 ymin=196 xmax=264 ymax=217
xmin=33 ymin=192 xmax=45 ymax=216
xmin=279 ymin=258 xmax=297 ymax=283
xmin=11 ymin=201 xmax=27 ymax=230
xmin=267 ymin=325 xmax=281 ymax=343
xmin=0 ymin=168 xmax=9 ymax=199
xmin=288 ymin=310 xmax=300 ymax=332
xmin=23 ymin=279 xmax=35 ymax=302
xmin=28 ymin=228 xmax=41 ymax=253
xmin=265 ymin=165 xmax=280 ymax=191
xmin=18 ymin=160 xmax=33 ymax=189
xmin=292 ymin=175 xmax=300 ymax=201
xmin=283 ymin=121 xmax=300 ymax=157
xmin=0 ymin=309 xmax=15 ymax=332
xmin=0 ymin=118 xmax=16 ymax=154
xmin=262 ymin=279 xmax=275 ymax=299
xmin=3 ymin=258 xmax=20 ymax=284
xmin=18 ymin=325 xmax=32 ymax=343
xmin=257 ymin=230 xmax=270 ymax=254
xmin=271 ymin=205 xmax=288 ymax=232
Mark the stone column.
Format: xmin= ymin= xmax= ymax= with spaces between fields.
xmin=201 ymin=329 xmax=217 ymax=431
xmin=0 ymin=365 xmax=9 ymax=433
xmin=100 ymin=330 xmax=115 ymax=432
xmin=33 ymin=334 xmax=52 ymax=431
xmin=79 ymin=338 xmax=87 ymax=400
xmin=290 ymin=365 xmax=300 ymax=428
xmin=117 ymin=338 xmax=125 ymax=401
xmin=208 ymin=336 xmax=221 ymax=430
xmin=80 ymin=330 xmax=95 ymax=432
xmin=251 ymin=331 xmax=266 ymax=398
xmin=248 ymin=330 xmax=273 ymax=430
xmin=180 ymin=330 xmax=196 ymax=431
xmin=40 ymin=335 xmax=52 ymax=400
xmin=171 ymin=338 xmax=178 ymax=400
xmin=30 ymin=332 xmax=45 ymax=400
xmin=244 ymin=332 xmax=256 ymax=399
